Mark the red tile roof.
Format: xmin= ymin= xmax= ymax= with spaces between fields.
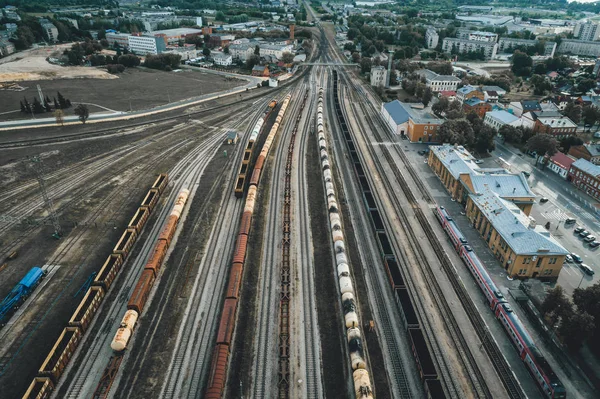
xmin=439 ymin=90 xmax=456 ymax=96
xmin=550 ymin=152 xmax=575 ymax=170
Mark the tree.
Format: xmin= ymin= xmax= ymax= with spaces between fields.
xmin=281 ymin=52 xmax=294 ymax=64
xmin=526 ymin=134 xmax=558 ymax=166
xmin=224 ymin=46 xmax=230 ymax=54
xmin=564 ymin=102 xmax=582 ymax=124
xmin=432 ymin=97 xmax=450 ymax=116
xmin=427 ymin=61 xmax=453 ymax=75
xmin=20 ymin=100 xmax=26 ymax=113
xmin=54 ymin=109 xmax=64 ymax=126
xmin=246 ymin=55 xmax=260 ymax=70
xmin=202 ymin=47 xmax=211 ymax=57
xmin=216 ymin=11 xmax=226 ymax=21
xmin=530 ymin=74 xmax=552 ymax=95
xmin=118 ymin=54 xmax=141 ymax=67
xmin=351 ymin=52 xmax=360 ymax=64
xmin=511 ymin=50 xmax=533 ymax=77
xmin=577 ymin=78 xmax=596 ymax=93
xmin=473 ymin=124 xmax=497 ymax=154
xmin=74 ymin=104 xmax=89 ymax=124
xmin=582 ymin=106 xmax=600 ymax=127
xmin=254 ymin=45 xmax=260 ymax=56
xmin=560 ymin=135 xmax=583 ymax=153
xmin=559 ymin=312 xmax=595 ymax=351
xmin=499 ymin=125 xmax=522 ymax=144
xmin=437 ymin=120 xmax=474 ymax=146
xmin=32 ymin=98 xmax=45 ymax=114
xmin=360 ymin=58 xmax=372 ymax=74
xmin=541 ymin=286 xmax=573 ymax=327
xmin=421 ymin=87 xmax=433 ymax=106
xmin=445 ymin=101 xmax=465 ymax=120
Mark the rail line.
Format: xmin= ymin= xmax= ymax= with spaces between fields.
xmin=340 ymin=76 xmax=525 ymax=398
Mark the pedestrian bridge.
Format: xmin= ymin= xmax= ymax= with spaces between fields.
xmin=300 ymin=62 xmax=359 ymax=66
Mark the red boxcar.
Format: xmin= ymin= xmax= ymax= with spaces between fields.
xmin=127 ymin=269 xmax=156 ymax=314
xmin=232 ymin=235 xmax=248 ymax=264
xmin=216 ymin=298 xmax=237 ymax=345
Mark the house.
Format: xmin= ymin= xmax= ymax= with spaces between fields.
xmin=550 ymin=96 xmax=570 ymax=111
xmin=484 ymin=91 xmax=498 ymax=103
xmin=370 ymin=65 xmax=387 ymax=87
xmin=508 ymin=100 xmax=541 ymax=117
xmin=481 ymin=86 xmax=507 ymax=97
xmin=416 ymin=69 xmax=461 ymax=92
xmin=380 ymin=100 xmax=443 ymax=142
xmin=547 ymin=152 xmax=576 ymax=179
xmin=463 ymin=98 xmax=492 ymax=118
xmin=521 ymin=110 xmax=562 ymax=130
xmin=540 ymin=102 xmax=559 ymax=112
xmin=252 ymin=65 xmax=270 ymax=76
xmin=484 ymin=110 xmax=521 ymax=130
xmin=226 ymin=131 xmax=238 ymax=145
xmin=456 ymin=85 xmax=484 ymax=104
xmin=534 ymin=114 xmax=577 ymax=138
xmin=569 ymin=144 xmax=600 ymax=165
xmin=547 ymin=71 xmax=559 ymax=80
xmin=213 ymin=52 xmax=233 ymax=66
xmin=575 ymin=95 xmax=593 ymax=106
xmin=568 ymin=158 xmax=600 ymax=200
xmin=438 ymin=91 xmax=456 ymax=101
xmin=208 ymin=33 xmax=235 ymax=48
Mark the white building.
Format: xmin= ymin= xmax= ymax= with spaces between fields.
xmin=558 ymin=40 xmax=600 ymax=57
xmin=498 ymin=38 xmax=556 ymax=57
xmin=213 ymin=52 xmax=233 ymax=66
xmin=484 ymin=110 xmax=521 ymax=130
xmin=574 ymin=21 xmax=600 ymax=42
xmin=196 ymin=17 xmax=203 ymax=27
xmin=106 ymin=32 xmax=131 ymax=48
xmin=416 ymin=69 xmax=460 ymax=92
xmin=259 ymin=43 xmax=293 ymax=59
xmin=547 ymin=152 xmax=575 ymax=179
xmin=128 ymin=35 xmax=166 ymax=55
xmin=442 ymin=38 xmax=498 ymax=60
xmin=370 ymin=65 xmax=387 ymax=87
xmin=426 ymin=28 xmax=439 ymax=49
xmin=40 ymin=19 xmax=58 ymax=43
xmin=229 ymin=43 xmax=255 ymax=61
xmin=457 ymin=29 xmax=498 ymax=43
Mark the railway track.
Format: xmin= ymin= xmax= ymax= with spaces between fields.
xmin=156 ymin=98 xmax=275 ymax=399
xmin=54 ymin=123 xmax=236 ymax=398
xmin=339 ymin=74 xmax=525 ymax=399
xmin=324 ymin=68 xmax=418 ymax=398
xmin=252 ymin=86 xmax=302 ymax=399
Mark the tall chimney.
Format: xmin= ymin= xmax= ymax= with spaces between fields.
xmin=385 ymin=50 xmax=392 ymax=88
xmin=290 ymin=24 xmax=295 ymax=40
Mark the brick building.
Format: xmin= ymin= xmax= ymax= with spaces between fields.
xmin=462 ymin=98 xmax=492 ymax=118
xmin=533 ymin=115 xmax=577 ymax=138
xmin=568 ymin=158 xmax=600 ymax=200
xmin=456 ymin=85 xmax=484 ymax=104
xmin=380 ymin=100 xmax=443 ymax=142
xmin=569 ymin=144 xmax=600 ymax=165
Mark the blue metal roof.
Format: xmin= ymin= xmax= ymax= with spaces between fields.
xmin=572 ymin=158 xmax=600 ymax=177
xmin=382 ymin=100 xmax=410 ymax=125
xmin=20 ymin=267 xmax=44 ymax=289
xmin=464 ymin=98 xmax=484 ymax=106
xmin=485 ymin=110 xmax=519 ymax=125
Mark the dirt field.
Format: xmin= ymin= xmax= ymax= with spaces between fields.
xmin=0 ymin=68 xmax=245 ymax=121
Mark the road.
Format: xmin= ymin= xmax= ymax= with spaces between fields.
xmin=0 ymin=68 xmax=265 ymax=131
xmin=491 ymin=139 xmax=600 ymax=294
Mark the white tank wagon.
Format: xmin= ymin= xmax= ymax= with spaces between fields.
xmin=316 ymin=88 xmax=373 ymax=397
xmin=110 ymin=309 xmax=139 ymax=352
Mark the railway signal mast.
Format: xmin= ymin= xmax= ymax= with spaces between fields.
xmin=28 ymin=156 xmax=62 ymax=239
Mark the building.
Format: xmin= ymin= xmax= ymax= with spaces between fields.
xmin=558 ymin=40 xmax=600 ymax=57
xmin=229 ymin=43 xmax=254 ymax=61
xmin=208 ymin=33 xmax=236 ymax=48
xmin=416 ymin=69 xmax=461 ymax=92
xmin=428 ymin=144 xmax=566 ymax=280
xmin=497 ymin=38 xmax=557 ymax=57
xmin=568 ymin=158 xmax=600 ymax=200
xmin=40 ymin=19 xmax=58 ymax=43
xmin=481 ymin=85 xmax=507 ymax=97
xmin=426 ymin=27 xmax=439 ymax=49
xmin=569 ymin=144 xmax=600 ymax=165
xmin=252 ymin=65 xmax=270 ymax=76
xmin=457 ymin=29 xmax=498 ymax=43
xmin=550 ymin=96 xmax=570 ymax=111
xmin=370 ymin=65 xmax=387 ymax=87
xmin=547 ymin=152 xmax=575 ymax=179
xmin=152 ymin=28 xmax=203 ymax=45
xmin=380 ymin=100 xmax=443 ymax=142
xmin=438 ymin=91 xmax=456 ymax=101
xmin=484 ymin=91 xmax=498 ymax=103
xmin=106 ymin=32 xmax=131 ymax=49
xmin=520 ymin=110 xmax=562 ymax=129
xmin=213 ymin=52 xmax=233 ymax=66
xmin=463 ymin=98 xmax=492 ymax=118
xmin=259 ymin=43 xmax=294 ymax=59
xmin=196 ymin=17 xmax=203 ymax=27
xmin=128 ymin=35 xmax=166 ymax=55
xmin=484 ymin=110 xmax=521 ymax=130
xmin=533 ymin=114 xmax=577 ymax=137
xmin=574 ymin=21 xmax=600 ymax=42
xmin=508 ymin=100 xmax=541 ymax=117
xmin=456 ymin=85 xmax=484 ymax=104
xmin=442 ymin=38 xmax=498 ymax=60
xmin=0 ymin=39 xmax=15 ymax=57
xmin=226 ymin=131 xmax=238 ymax=144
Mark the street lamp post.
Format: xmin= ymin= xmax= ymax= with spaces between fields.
xmin=577 ymin=272 xmax=586 ymax=289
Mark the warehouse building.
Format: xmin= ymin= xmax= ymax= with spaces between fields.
xmin=128 ymin=35 xmax=166 ymax=55
xmin=380 ymin=100 xmax=443 ymax=142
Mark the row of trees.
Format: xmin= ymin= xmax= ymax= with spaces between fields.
xmin=19 ymin=92 xmax=71 ymax=115
xmin=541 ymin=284 xmax=600 ymax=352
xmin=144 ymin=53 xmax=182 ymax=71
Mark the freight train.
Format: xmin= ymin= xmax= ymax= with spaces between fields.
xmin=331 ymin=70 xmax=446 ymax=399
xmin=111 ymin=188 xmax=190 ymax=352
xmin=0 ymin=267 xmax=46 ymax=328
xmin=205 ymin=94 xmax=292 ymax=399
xmin=235 ymin=100 xmax=277 ymax=198
xmin=434 ymin=206 xmax=567 ymax=399
xmin=318 ymin=87 xmax=373 ymax=398
xmin=22 ymin=174 xmax=169 ymax=399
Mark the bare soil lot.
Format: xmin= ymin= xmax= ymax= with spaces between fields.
xmin=0 ymin=68 xmax=245 ymax=121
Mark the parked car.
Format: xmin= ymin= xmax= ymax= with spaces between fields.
xmin=540 ymin=197 xmax=549 ymax=203
xmin=584 ymin=235 xmax=596 ymax=242
xmin=565 ymin=218 xmax=576 ymax=224
xmin=575 ymin=227 xmax=585 ymax=234
xmin=572 ymin=253 xmax=583 ymax=264
xmin=522 ymin=171 xmax=531 ymax=178
xmin=565 ymin=254 xmax=573 ymax=263
xmin=579 ymin=264 xmax=595 ymax=276
xmin=417 ymin=150 xmax=426 ymax=155
xmin=579 ymin=230 xmax=591 ymax=237
xmin=590 ymin=241 xmax=600 ymax=248
xmin=475 ymin=159 xmax=484 ymax=164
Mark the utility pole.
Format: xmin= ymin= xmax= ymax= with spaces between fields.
xmin=37 ymin=84 xmax=45 ymax=105
xmin=28 ymin=156 xmax=62 ymax=239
